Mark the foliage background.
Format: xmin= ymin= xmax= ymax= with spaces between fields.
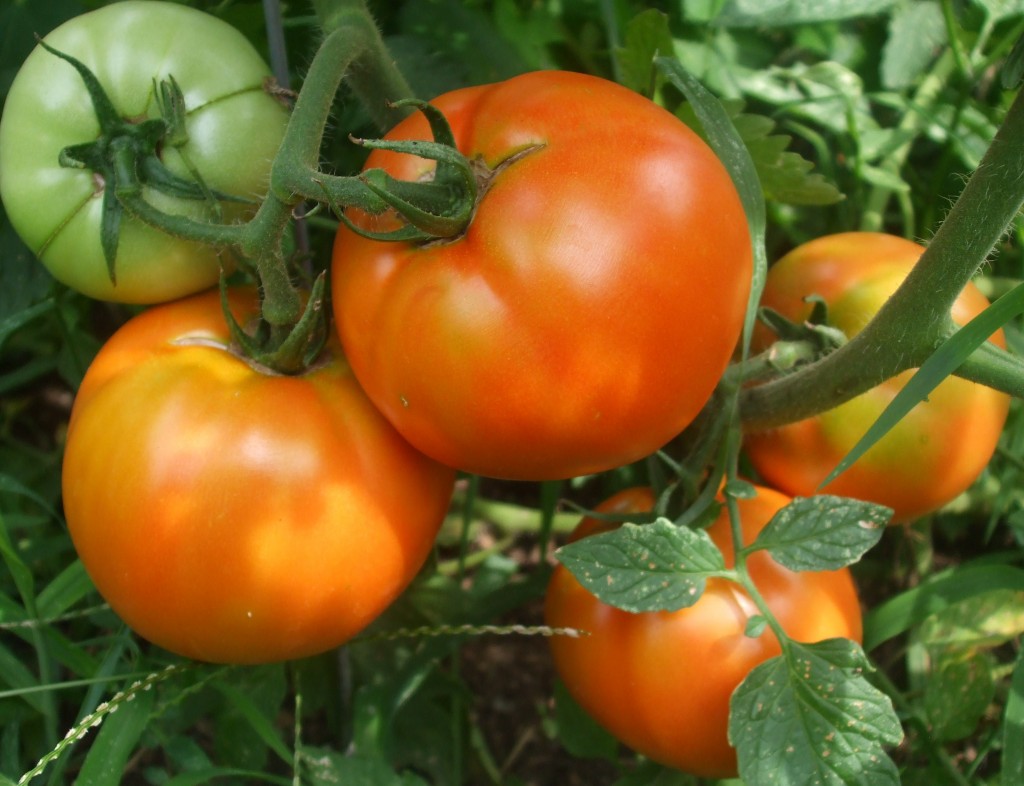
xmin=1 ymin=0 xmax=1023 ymax=784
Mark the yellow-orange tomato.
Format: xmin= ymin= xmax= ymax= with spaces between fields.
xmin=62 ymin=289 xmax=455 ymax=664
xmin=544 ymin=486 xmax=862 ymax=778
xmin=745 ymin=232 xmax=1009 ymax=523
xmin=332 ymin=70 xmax=752 ymax=481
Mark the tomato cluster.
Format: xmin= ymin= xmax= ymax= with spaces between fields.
xmin=1 ymin=2 xmax=1013 ymax=779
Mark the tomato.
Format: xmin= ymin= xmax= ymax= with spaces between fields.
xmin=61 ymin=289 xmax=455 ymax=664
xmin=0 ymin=1 xmax=288 ymax=304
xmin=744 ymin=232 xmax=1009 ymax=523
xmin=331 ymin=70 xmax=752 ymax=481
xmin=544 ymin=485 xmax=862 ymax=778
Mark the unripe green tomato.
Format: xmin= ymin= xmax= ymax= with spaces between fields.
xmin=0 ymin=1 xmax=288 ymax=303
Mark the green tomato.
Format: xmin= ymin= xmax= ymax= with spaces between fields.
xmin=0 ymin=1 xmax=288 ymax=304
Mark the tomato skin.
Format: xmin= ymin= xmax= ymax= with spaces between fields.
xmin=0 ymin=1 xmax=288 ymax=304
xmin=61 ymin=290 xmax=455 ymax=664
xmin=332 ymin=70 xmax=752 ymax=481
xmin=744 ymin=232 xmax=1009 ymax=523
xmin=544 ymin=485 xmax=862 ymax=778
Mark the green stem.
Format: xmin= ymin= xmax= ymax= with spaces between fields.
xmin=741 ymin=85 xmax=1024 ymax=431
xmin=312 ymin=0 xmax=416 ymax=130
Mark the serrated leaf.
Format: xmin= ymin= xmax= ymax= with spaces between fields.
xmin=555 ymin=518 xmax=727 ymax=613
xmin=714 ymin=0 xmax=899 ymax=27
xmin=751 ymin=496 xmax=891 ymax=572
xmin=615 ymin=9 xmax=675 ymax=96
xmin=678 ymin=99 xmax=843 ymax=206
xmin=730 ymin=639 xmax=902 ymax=786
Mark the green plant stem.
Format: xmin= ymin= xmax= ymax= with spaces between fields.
xmin=741 ymin=85 xmax=1024 ymax=431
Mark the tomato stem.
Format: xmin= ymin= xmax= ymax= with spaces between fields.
xmin=741 ymin=85 xmax=1024 ymax=430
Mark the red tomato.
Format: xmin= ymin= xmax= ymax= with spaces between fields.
xmin=332 ymin=70 xmax=752 ymax=480
xmin=744 ymin=232 xmax=1009 ymax=523
xmin=544 ymin=485 xmax=862 ymax=778
xmin=62 ymin=290 xmax=455 ymax=663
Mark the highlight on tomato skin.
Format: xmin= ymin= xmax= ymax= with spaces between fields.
xmin=61 ymin=288 xmax=456 ymax=664
xmin=332 ymin=69 xmax=753 ymax=482
xmin=744 ymin=231 xmax=1010 ymax=524
xmin=543 ymin=485 xmax=863 ymax=779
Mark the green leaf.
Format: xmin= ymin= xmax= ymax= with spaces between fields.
xmin=822 ymin=281 xmax=1024 ymax=488
xmin=863 ymin=562 xmax=1024 ymax=651
xmin=923 ymin=649 xmax=996 ymax=742
xmin=881 ymin=1 xmax=947 ymax=90
xmin=918 ymin=589 xmax=1024 ymax=650
xmin=750 ymin=496 xmax=891 ymax=571
xmin=555 ymin=518 xmax=727 ymax=613
xmin=615 ymin=10 xmax=675 ymax=96
xmin=1004 ymin=644 xmax=1024 ymax=783
xmin=714 ymin=0 xmax=899 ymax=27
xmin=729 ymin=639 xmax=902 ymax=785
xmin=73 ymin=682 xmax=155 ymax=786
xmin=552 ymin=679 xmax=619 ymax=762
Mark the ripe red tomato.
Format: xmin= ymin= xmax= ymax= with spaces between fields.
xmin=744 ymin=232 xmax=1009 ymax=523
xmin=332 ymin=70 xmax=752 ymax=480
xmin=62 ymin=290 xmax=455 ymax=664
xmin=544 ymin=485 xmax=862 ymax=778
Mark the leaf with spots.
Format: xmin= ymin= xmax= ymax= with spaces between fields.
xmin=749 ymin=496 xmax=891 ymax=572
xmin=555 ymin=518 xmax=727 ymax=613
xmin=729 ymin=638 xmax=903 ymax=786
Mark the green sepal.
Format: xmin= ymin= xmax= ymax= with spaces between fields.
xmin=346 ymin=99 xmax=478 ymax=240
xmin=35 ymin=37 xmax=122 ymax=132
xmin=155 ymin=75 xmax=189 ymax=148
xmin=758 ymin=302 xmax=847 ymax=353
xmin=218 ymin=272 xmax=330 ymax=376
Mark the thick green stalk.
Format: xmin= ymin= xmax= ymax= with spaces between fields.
xmin=741 ymin=86 xmax=1024 ymax=431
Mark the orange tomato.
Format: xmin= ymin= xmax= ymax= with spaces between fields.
xmin=62 ymin=289 xmax=455 ymax=663
xmin=544 ymin=485 xmax=862 ymax=778
xmin=745 ymin=232 xmax=1009 ymax=522
xmin=332 ymin=70 xmax=751 ymax=480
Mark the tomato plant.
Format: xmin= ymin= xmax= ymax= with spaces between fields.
xmin=0 ymin=1 xmax=288 ymax=304
xmin=744 ymin=232 xmax=1010 ymax=523
xmin=332 ymin=70 xmax=752 ymax=480
xmin=544 ymin=485 xmax=863 ymax=778
xmin=61 ymin=288 xmax=456 ymax=664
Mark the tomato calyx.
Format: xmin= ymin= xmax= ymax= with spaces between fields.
xmin=37 ymin=39 xmax=254 ymax=284
xmin=218 ymin=272 xmax=330 ymax=376
xmin=336 ymin=99 xmax=480 ymax=242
